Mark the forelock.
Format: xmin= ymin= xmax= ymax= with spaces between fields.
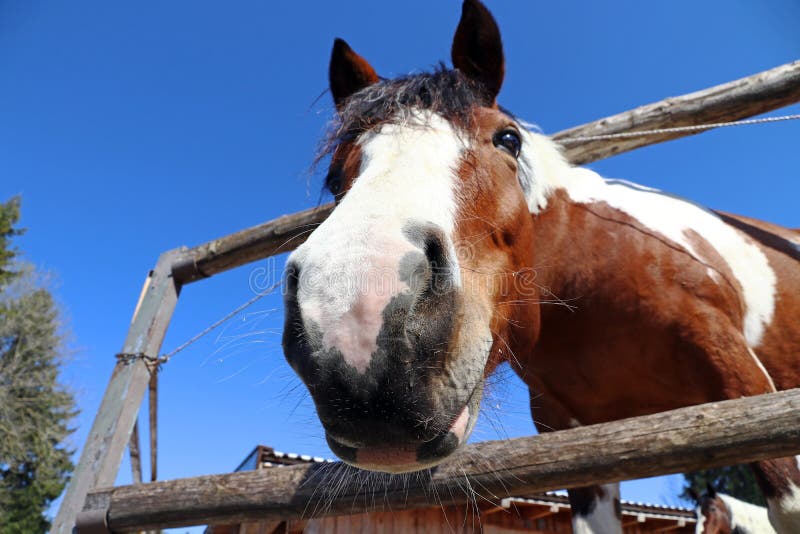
xmin=320 ymin=66 xmax=489 ymax=161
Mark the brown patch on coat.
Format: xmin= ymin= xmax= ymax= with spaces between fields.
xmin=752 ymin=456 xmax=800 ymax=500
xmin=326 ymin=141 xmax=362 ymax=201
xmin=450 ymin=107 xmax=539 ymax=379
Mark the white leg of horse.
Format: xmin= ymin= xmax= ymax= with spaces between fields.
xmin=568 ymin=482 xmax=622 ymax=534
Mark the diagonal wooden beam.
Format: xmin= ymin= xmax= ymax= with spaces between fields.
xmin=52 ymin=249 xmax=183 ymax=534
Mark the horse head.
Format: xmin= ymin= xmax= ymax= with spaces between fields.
xmin=694 ymin=484 xmax=735 ymax=534
xmin=282 ymin=0 xmax=543 ymax=472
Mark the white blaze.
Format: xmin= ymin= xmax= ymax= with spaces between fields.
xmin=694 ymin=506 xmax=705 ymax=534
xmin=290 ymin=111 xmax=464 ymax=372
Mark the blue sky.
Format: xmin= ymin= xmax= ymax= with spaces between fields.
xmin=1 ymin=0 xmax=798 ymax=528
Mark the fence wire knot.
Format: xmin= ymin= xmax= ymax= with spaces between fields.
xmin=115 ymin=352 xmax=165 ymax=369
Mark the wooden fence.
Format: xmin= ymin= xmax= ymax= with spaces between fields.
xmin=81 ymin=389 xmax=800 ymax=531
xmin=53 ymin=59 xmax=800 ymax=533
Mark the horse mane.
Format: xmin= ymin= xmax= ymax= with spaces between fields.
xmin=319 ymin=66 xmax=490 ymax=162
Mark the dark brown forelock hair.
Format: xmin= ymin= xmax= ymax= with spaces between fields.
xmin=318 ymin=65 xmax=492 ymax=164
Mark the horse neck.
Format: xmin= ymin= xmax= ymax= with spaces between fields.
xmin=519 ymin=133 xmax=606 ymax=296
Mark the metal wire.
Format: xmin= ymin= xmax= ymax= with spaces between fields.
xmin=559 ymin=113 xmax=800 ymax=143
xmin=115 ymin=280 xmax=282 ymax=368
xmin=158 ymin=280 xmax=283 ymax=365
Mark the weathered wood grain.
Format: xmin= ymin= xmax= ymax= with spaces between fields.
xmin=172 ymin=61 xmax=800 ymax=284
xmin=172 ymin=204 xmax=334 ymax=283
xmin=556 ymin=60 xmax=800 ymax=164
xmin=80 ymin=388 xmax=800 ymax=531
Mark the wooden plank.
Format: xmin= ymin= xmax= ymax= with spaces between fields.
xmin=171 ymin=204 xmax=334 ymax=283
xmin=80 ymin=388 xmax=800 ymax=531
xmin=53 ymin=249 xmax=183 ymax=534
xmin=170 ymin=60 xmax=800 ymax=284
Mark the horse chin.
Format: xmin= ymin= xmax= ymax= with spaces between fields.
xmin=326 ymin=386 xmax=483 ymax=474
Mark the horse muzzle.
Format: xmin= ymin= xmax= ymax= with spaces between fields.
xmin=281 ymin=223 xmax=484 ymax=471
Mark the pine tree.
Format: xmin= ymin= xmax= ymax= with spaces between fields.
xmin=0 ymin=197 xmax=77 ymax=533
xmin=682 ymin=464 xmax=765 ymax=506
xmin=0 ymin=197 xmax=23 ymax=285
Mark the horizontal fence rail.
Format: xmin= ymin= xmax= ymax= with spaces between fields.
xmin=171 ymin=60 xmax=800 ymax=285
xmin=79 ymin=388 xmax=800 ymax=532
xmin=554 ymin=60 xmax=800 ymax=164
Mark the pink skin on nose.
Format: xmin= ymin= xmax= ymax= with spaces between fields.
xmin=321 ymin=252 xmax=411 ymax=374
xmin=356 ymin=445 xmax=418 ymax=472
xmin=450 ymin=405 xmax=470 ymax=443
xmin=355 ymin=406 xmax=472 ymax=471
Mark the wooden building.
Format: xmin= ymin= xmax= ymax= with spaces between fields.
xmin=207 ymin=446 xmax=696 ymax=533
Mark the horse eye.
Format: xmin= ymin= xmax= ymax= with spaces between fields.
xmin=326 ymin=167 xmax=344 ymax=196
xmin=493 ymin=129 xmax=522 ymax=158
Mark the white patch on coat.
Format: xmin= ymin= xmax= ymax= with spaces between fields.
xmin=572 ymin=482 xmax=621 ymax=534
xmin=517 ymin=129 xmax=776 ymax=349
xmin=717 ymin=493 xmax=776 ymax=533
xmin=289 ymin=111 xmax=465 ymax=372
xmin=706 ymin=267 xmax=722 ymax=284
xmin=767 ymin=483 xmax=800 ymax=534
xmin=747 ymin=347 xmax=777 ymax=392
xmin=517 ymin=128 xmax=567 ymax=215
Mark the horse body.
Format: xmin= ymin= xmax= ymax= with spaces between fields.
xmin=519 ymin=131 xmax=796 ymax=427
xmin=282 ymin=1 xmax=800 ymax=531
xmin=517 ymin=131 xmax=800 ymax=532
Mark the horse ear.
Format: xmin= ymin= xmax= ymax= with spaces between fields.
xmin=329 ymin=38 xmax=379 ymax=111
xmin=706 ymin=482 xmax=717 ymax=498
xmin=451 ymin=0 xmax=505 ymax=102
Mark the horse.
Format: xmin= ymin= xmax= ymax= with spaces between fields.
xmin=692 ymin=485 xmax=776 ymax=534
xmin=281 ymin=1 xmax=800 ymax=532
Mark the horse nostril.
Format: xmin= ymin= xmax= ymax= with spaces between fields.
xmin=424 ymin=232 xmax=448 ymax=274
xmin=282 ymin=260 xmax=313 ymax=373
xmin=421 ymin=229 xmax=454 ymax=296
